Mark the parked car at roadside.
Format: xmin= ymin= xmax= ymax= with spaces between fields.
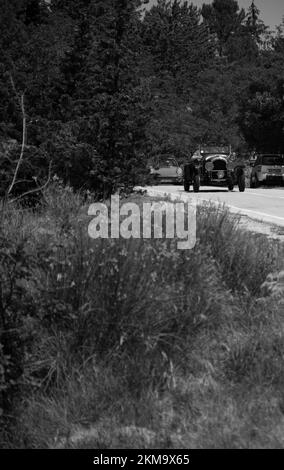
xmin=250 ymin=154 xmax=284 ymax=187
xmin=149 ymin=155 xmax=183 ymax=184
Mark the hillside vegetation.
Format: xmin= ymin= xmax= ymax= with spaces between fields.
xmin=0 ymin=184 xmax=283 ymax=448
xmin=1 ymin=0 xmax=284 ymax=200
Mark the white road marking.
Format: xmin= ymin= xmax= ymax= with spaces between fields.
xmin=192 ymin=197 xmax=284 ymax=226
xmin=195 ymin=197 xmax=284 ymax=222
xmin=137 ymin=187 xmax=284 ymax=227
xmin=213 ymin=203 xmax=284 ymax=222
xmin=246 ymin=191 xmax=284 ymax=200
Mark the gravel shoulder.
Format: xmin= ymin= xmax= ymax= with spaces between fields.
xmin=236 ymin=214 xmax=284 ymax=242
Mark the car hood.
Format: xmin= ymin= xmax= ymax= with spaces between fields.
xmin=205 ymin=154 xmax=228 ymax=162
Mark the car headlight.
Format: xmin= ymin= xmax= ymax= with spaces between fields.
xmin=176 ymin=168 xmax=183 ymax=176
xmin=205 ymin=162 xmax=214 ymax=171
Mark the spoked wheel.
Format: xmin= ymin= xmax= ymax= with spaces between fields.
xmin=193 ymin=175 xmax=200 ymax=192
xmin=184 ymin=180 xmax=190 ymax=192
xmin=227 ymin=176 xmax=234 ymax=191
xmin=238 ymin=174 xmax=246 ymax=192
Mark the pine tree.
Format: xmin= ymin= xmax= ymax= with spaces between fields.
xmin=141 ymin=0 xmax=213 ymax=154
xmin=59 ymin=0 xmax=151 ymax=197
xmin=143 ymin=0 xmax=213 ymax=94
xmin=246 ymin=1 xmax=268 ymax=46
xmin=274 ymin=17 xmax=284 ymax=54
xmin=201 ymin=0 xmax=246 ymax=58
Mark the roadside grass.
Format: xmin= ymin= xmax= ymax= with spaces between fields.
xmin=0 ymin=183 xmax=283 ymax=448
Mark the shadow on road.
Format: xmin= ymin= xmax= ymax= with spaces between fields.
xmin=151 ymin=185 xmax=230 ymax=194
xmin=191 ymin=189 xmax=230 ymax=193
xmin=174 ymin=189 xmax=230 ymax=194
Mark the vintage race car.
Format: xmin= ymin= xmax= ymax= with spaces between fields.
xmin=183 ymin=151 xmax=246 ymax=192
xmin=250 ymin=154 xmax=284 ymax=187
xmin=149 ymin=156 xmax=183 ymax=184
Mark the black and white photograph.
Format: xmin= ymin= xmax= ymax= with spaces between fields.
xmin=0 ymin=0 xmax=284 ymax=453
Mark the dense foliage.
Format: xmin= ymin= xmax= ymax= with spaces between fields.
xmin=0 ymin=0 xmax=284 ymax=198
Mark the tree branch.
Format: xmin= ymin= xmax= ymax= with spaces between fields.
xmin=9 ymin=161 xmax=52 ymax=204
xmin=7 ymin=77 xmax=27 ymax=196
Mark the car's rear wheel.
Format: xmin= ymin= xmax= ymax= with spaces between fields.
xmin=193 ymin=175 xmax=200 ymax=192
xmin=184 ymin=180 xmax=190 ymax=192
xmin=238 ymin=174 xmax=246 ymax=192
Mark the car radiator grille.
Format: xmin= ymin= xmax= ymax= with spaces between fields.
xmin=213 ymin=160 xmax=227 ymax=170
xmin=268 ymin=168 xmax=281 ymax=174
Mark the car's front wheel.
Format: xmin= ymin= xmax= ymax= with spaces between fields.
xmin=238 ymin=174 xmax=246 ymax=192
xmin=227 ymin=176 xmax=234 ymax=191
xmin=193 ymin=175 xmax=200 ymax=192
xmin=184 ymin=180 xmax=190 ymax=192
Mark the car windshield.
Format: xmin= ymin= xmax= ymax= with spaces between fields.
xmin=200 ymin=146 xmax=230 ymax=155
xmin=261 ymin=155 xmax=284 ymax=165
xmin=153 ymin=158 xmax=176 ymax=167
xmin=149 ymin=157 xmax=177 ymax=168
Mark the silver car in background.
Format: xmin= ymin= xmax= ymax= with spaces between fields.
xmin=250 ymin=154 xmax=284 ymax=187
xmin=149 ymin=156 xmax=183 ymax=184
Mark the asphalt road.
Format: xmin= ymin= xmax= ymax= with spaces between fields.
xmin=142 ymin=185 xmax=284 ymax=228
